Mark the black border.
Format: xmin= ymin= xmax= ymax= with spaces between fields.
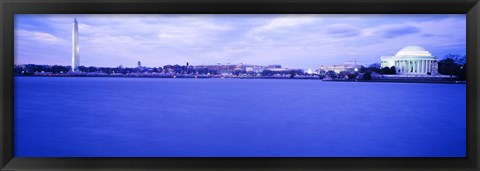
xmin=1 ymin=0 xmax=479 ymax=170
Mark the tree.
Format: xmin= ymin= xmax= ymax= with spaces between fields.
xmin=347 ymin=73 xmax=357 ymax=79
xmin=389 ymin=66 xmax=396 ymax=75
xmin=339 ymin=71 xmax=350 ymax=78
xmin=326 ymin=70 xmax=337 ymax=78
xmin=88 ymin=66 xmax=98 ymax=72
xmin=380 ymin=67 xmax=389 ymax=75
xmin=444 ymin=54 xmax=466 ymax=65
xmin=363 ymin=71 xmax=372 ymax=80
xmin=369 ymin=63 xmax=381 ymax=69
xmin=368 ymin=63 xmax=381 ymax=73
xmin=379 ymin=66 xmax=396 ymax=75
xmin=438 ymin=56 xmax=467 ymax=81
xmin=14 ymin=65 xmax=25 ymax=75
xmin=318 ymin=69 xmax=326 ymax=75
xmin=78 ymin=66 xmax=89 ymax=72
xmin=438 ymin=58 xmax=458 ymax=77
xmin=51 ymin=65 xmax=65 ymax=73
xmin=458 ymin=64 xmax=466 ymax=81
xmin=359 ymin=66 xmax=366 ymax=73
xmin=261 ymin=70 xmax=273 ymax=76
xmin=233 ymin=70 xmax=246 ymax=76
xmin=32 ymin=65 xmax=47 ymax=72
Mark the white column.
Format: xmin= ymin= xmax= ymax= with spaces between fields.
xmin=399 ymin=60 xmax=402 ymax=73
xmin=410 ymin=60 xmax=413 ymax=73
xmin=408 ymin=60 xmax=413 ymax=73
xmin=426 ymin=60 xmax=429 ymax=73
xmin=398 ymin=61 xmax=400 ymax=73
xmin=420 ymin=60 xmax=423 ymax=73
xmin=430 ymin=61 xmax=433 ymax=74
xmin=419 ymin=60 xmax=421 ymax=73
xmin=412 ymin=61 xmax=415 ymax=73
xmin=406 ymin=61 xmax=409 ymax=73
xmin=427 ymin=60 xmax=430 ymax=72
xmin=409 ymin=60 xmax=412 ymax=73
xmin=428 ymin=60 xmax=431 ymax=73
xmin=413 ymin=60 xmax=418 ymax=73
xmin=425 ymin=60 xmax=428 ymax=73
xmin=406 ymin=60 xmax=409 ymax=73
xmin=418 ymin=61 xmax=421 ymax=73
xmin=396 ymin=61 xmax=399 ymax=72
xmin=418 ymin=60 xmax=421 ymax=73
xmin=421 ymin=60 xmax=424 ymax=73
xmin=423 ymin=60 xmax=426 ymax=73
xmin=417 ymin=60 xmax=420 ymax=73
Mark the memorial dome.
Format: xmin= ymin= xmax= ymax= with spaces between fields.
xmin=395 ymin=46 xmax=432 ymax=57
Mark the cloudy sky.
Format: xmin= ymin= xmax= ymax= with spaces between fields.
xmin=15 ymin=14 xmax=465 ymax=69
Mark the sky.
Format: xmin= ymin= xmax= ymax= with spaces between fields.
xmin=14 ymin=14 xmax=466 ymax=69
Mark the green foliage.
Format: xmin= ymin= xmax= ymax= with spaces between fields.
xmin=380 ymin=66 xmax=396 ymax=75
xmin=347 ymin=73 xmax=357 ymax=79
xmin=325 ymin=70 xmax=337 ymax=78
xmin=438 ymin=57 xmax=466 ymax=80
xmin=363 ymin=72 xmax=372 ymax=80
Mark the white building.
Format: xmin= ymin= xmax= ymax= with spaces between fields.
xmin=318 ymin=62 xmax=362 ymax=74
xmin=380 ymin=46 xmax=438 ymax=75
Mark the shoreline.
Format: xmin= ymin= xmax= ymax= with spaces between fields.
xmin=14 ymin=75 xmax=321 ymax=80
xmin=14 ymin=75 xmax=465 ymax=84
xmin=323 ymin=79 xmax=465 ymax=84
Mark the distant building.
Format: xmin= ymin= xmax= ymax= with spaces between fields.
xmin=305 ymin=68 xmax=313 ymax=74
xmin=195 ymin=64 xmax=237 ymax=74
xmin=268 ymin=65 xmax=282 ymax=68
xmin=318 ymin=62 xmax=362 ymax=74
xmin=195 ymin=63 xmax=293 ymax=74
xmin=380 ymin=46 xmax=438 ymax=75
xmin=265 ymin=67 xmax=303 ymax=73
xmin=267 ymin=68 xmax=289 ymax=72
xmin=137 ymin=61 xmax=142 ymax=68
xmin=245 ymin=65 xmax=268 ymax=73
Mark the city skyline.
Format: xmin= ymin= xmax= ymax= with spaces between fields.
xmin=15 ymin=14 xmax=466 ymax=69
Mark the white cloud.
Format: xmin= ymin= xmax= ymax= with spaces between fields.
xmin=16 ymin=29 xmax=67 ymax=44
xmin=249 ymin=15 xmax=318 ymax=34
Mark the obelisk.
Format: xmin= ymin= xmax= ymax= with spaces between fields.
xmin=72 ymin=17 xmax=80 ymax=72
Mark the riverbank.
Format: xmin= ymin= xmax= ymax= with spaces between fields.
xmin=14 ymin=75 xmax=466 ymax=84
xmin=14 ymin=75 xmax=321 ymax=80
xmin=323 ymin=79 xmax=465 ymax=84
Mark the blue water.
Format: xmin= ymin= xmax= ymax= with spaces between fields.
xmin=14 ymin=77 xmax=466 ymax=157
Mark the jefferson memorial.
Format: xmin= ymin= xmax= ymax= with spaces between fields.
xmin=380 ymin=46 xmax=438 ymax=75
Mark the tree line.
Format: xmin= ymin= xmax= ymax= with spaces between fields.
xmin=14 ymin=64 xmax=308 ymax=77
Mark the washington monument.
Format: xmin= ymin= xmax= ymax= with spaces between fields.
xmin=72 ymin=17 xmax=80 ymax=71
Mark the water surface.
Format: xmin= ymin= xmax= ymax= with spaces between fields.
xmin=14 ymin=77 xmax=466 ymax=157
